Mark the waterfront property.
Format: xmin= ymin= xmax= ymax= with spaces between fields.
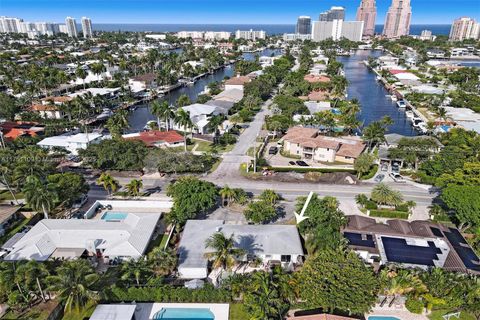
xmin=282 ymin=127 xmax=366 ymax=164
xmin=91 ymin=303 xmax=230 ymax=320
xmin=377 ymin=133 xmax=443 ymax=165
xmin=0 ymin=121 xmax=45 ymax=140
xmin=178 ymin=220 xmax=304 ymax=279
xmin=123 ymin=130 xmax=185 ymax=148
xmin=224 ymin=75 xmax=251 ymax=90
xmin=173 ymin=103 xmax=225 ymax=134
xmin=343 ymin=215 xmax=480 ymax=274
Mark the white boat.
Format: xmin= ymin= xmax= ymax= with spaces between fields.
xmin=417 ymin=122 xmax=428 ymax=134
xmin=405 ymin=111 xmax=414 ymax=120
xmin=397 ymin=100 xmax=406 ymax=108
xmin=391 ymin=95 xmax=398 ymax=102
xmin=376 ymin=76 xmax=382 ymax=81
xmin=385 ymin=94 xmax=392 ymax=98
xmin=413 ymin=119 xmax=423 ymax=127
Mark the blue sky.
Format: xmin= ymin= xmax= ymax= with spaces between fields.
xmin=1 ymin=0 xmax=479 ymax=24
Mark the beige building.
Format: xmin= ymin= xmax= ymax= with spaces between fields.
xmin=449 ymin=17 xmax=480 ymax=41
xmin=382 ymin=0 xmax=411 ymax=38
xmin=282 ymin=127 xmax=366 ymax=164
xmin=356 ymin=0 xmax=377 ymax=37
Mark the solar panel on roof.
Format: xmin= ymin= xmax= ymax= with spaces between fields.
xmin=445 ymin=228 xmax=480 ymax=272
xmin=430 ymin=227 xmax=444 ymax=238
xmin=381 ymin=237 xmax=441 ymax=266
xmin=344 ymin=232 xmax=375 ymax=248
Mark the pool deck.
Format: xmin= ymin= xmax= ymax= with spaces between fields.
xmin=134 ymin=303 xmax=230 ymax=320
xmin=367 ymin=307 xmax=428 ymax=320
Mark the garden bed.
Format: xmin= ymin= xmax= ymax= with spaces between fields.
xmin=369 ymin=209 xmax=409 ymax=219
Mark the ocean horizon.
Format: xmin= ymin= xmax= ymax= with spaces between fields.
xmin=91 ymin=24 xmax=452 ymax=36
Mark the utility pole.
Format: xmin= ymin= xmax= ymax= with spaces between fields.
xmin=253 ymin=133 xmax=259 ymax=173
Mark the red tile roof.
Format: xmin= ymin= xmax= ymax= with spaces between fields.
xmin=41 ymin=96 xmax=72 ymax=103
xmin=1 ymin=121 xmax=45 ymax=140
xmin=225 ymin=75 xmax=251 ymax=86
xmin=126 ymin=130 xmax=184 ymax=146
xmin=31 ymin=104 xmax=58 ymax=111
xmin=304 ymin=74 xmax=331 ymax=83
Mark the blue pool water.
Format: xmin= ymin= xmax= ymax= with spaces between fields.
xmin=101 ymin=212 xmax=128 ymax=221
xmin=368 ymin=316 xmax=401 ymax=320
xmin=153 ymin=308 xmax=214 ymax=320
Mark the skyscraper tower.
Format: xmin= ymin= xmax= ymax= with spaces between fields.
xmin=449 ymin=17 xmax=480 ymax=41
xmin=383 ymin=0 xmax=412 ymax=38
xmin=81 ymin=17 xmax=93 ymax=38
xmin=356 ymin=0 xmax=376 ymax=37
xmin=319 ymin=7 xmax=345 ymax=21
xmin=65 ymin=17 xmax=78 ymax=37
xmin=296 ymin=16 xmax=311 ymax=35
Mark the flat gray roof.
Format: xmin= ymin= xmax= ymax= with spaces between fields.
xmin=178 ymin=220 xmax=304 ymax=269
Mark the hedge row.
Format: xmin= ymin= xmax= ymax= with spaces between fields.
xmin=268 ymin=166 xmax=356 ymax=174
xmin=360 ymin=165 xmax=378 ymax=180
xmin=369 ymin=210 xmax=409 ymax=219
xmin=105 ymin=285 xmax=232 ymax=303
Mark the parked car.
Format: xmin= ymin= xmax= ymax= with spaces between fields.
xmin=380 ymin=163 xmax=389 ymax=172
xmin=296 ymin=160 xmax=309 ymax=167
xmin=389 ymin=172 xmax=406 ymax=183
xmin=268 ymin=146 xmax=278 ymax=155
xmin=391 ymin=162 xmax=400 ymax=173
xmin=288 ymin=161 xmax=296 ymax=165
xmin=374 ymin=174 xmax=385 ymax=183
xmin=72 ymin=194 xmax=88 ymax=209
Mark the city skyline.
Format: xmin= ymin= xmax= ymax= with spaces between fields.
xmin=1 ymin=0 xmax=479 ymax=24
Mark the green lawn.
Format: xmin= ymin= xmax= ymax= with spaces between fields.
xmin=0 ymin=190 xmax=24 ymax=201
xmin=429 ymin=309 xmax=476 ymax=320
xmin=230 ymin=303 xmax=249 ymax=320
xmin=193 ymin=139 xmax=213 ymax=152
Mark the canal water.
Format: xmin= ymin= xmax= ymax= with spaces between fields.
xmin=338 ymin=50 xmax=417 ymax=136
xmin=128 ymin=48 xmax=282 ymax=130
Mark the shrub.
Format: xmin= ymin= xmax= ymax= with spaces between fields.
xmin=405 ymin=297 xmax=424 ymax=314
xmin=360 ymin=164 xmax=378 ymax=180
xmin=369 ymin=209 xmax=409 ymax=219
xmin=365 ymin=200 xmax=378 ymax=210
xmin=305 ymin=171 xmax=322 ymax=182
xmin=269 ymin=166 xmax=356 ymax=174
xmin=105 ymin=284 xmax=232 ymax=303
xmin=395 ymin=204 xmax=409 ymax=212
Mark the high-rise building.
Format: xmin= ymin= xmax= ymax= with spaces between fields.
xmin=312 ymin=20 xmax=363 ymax=42
xmin=296 ymin=16 xmax=312 ymax=35
xmin=59 ymin=24 xmax=68 ymax=34
xmin=81 ymin=17 xmax=93 ymax=38
xmin=65 ymin=17 xmax=78 ymax=37
xmin=235 ymin=29 xmax=266 ymax=40
xmin=0 ymin=16 xmax=23 ymax=33
xmin=204 ymin=31 xmax=231 ymax=41
xmin=319 ymin=7 xmax=345 ymax=22
xmin=356 ymin=0 xmax=376 ymax=37
xmin=383 ymin=0 xmax=412 ymax=38
xmin=449 ymin=17 xmax=480 ymax=41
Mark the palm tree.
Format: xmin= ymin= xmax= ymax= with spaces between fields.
xmin=150 ymin=100 xmax=166 ymax=130
xmin=219 ymin=185 xmax=235 ymax=207
xmin=75 ymin=67 xmax=87 ymax=90
xmin=175 ymin=108 xmax=194 ymax=152
xmin=47 ymin=260 xmax=99 ymax=313
xmin=22 ymin=176 xmax=57 ymax=219
xmin=380 ymin=268 xmax=426 ymax=303
xmin=120 ymin=259 xmax=152 ymax=286
xmin=405 ymin=200 xmax=417 ymax=212
xmin=125 ymin=179 xmax=143 ymax=198
xmin=371 ymin=183 xmax=404 ymax=207
xmin=176 ymin=94 xmax=191 ymax=108
xmin=147 ymin=247 xmax=178 ymax=276
xmin=106 ymin=110 xmax=129 ymax=138
xmin=436 ymin=107 xmax=448 ymax=122
xmin=15 ymin=260 xmax=50 ymax=302
xmin=355 ymin=194 xmax=369 ymax=208
xmin=90 ymin=62 xmax=106 ymax=81
xmin=259 ymin=189 xmax=280 ymax=205
xmin=204 ymin=232 xmax=246 ymax=271
xmin=96 ymin=172 xmax=119 ymax=195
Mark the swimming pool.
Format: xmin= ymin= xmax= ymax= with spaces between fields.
xmin=368 ymin=316 xmax=401 ymax=320
xmin=101 ymin=212 xmax=128 ymax=221
xmin=153 ymin=308 xmax=215 ymax=320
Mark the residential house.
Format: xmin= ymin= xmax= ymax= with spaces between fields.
xmin=173 ymin=103 xmax=224 ymax=134
xmin=123 ymin=130 xmax=184 ymax=148
xmin=343 ymin=215 xmax=480 ymax=274
xmin=282 ymin=127 xmax=366 ymax=164
xmin=178 ymin=220 xmax=304 ymax=279
xmin=37 ymin=132 xmax=104 ymax=155
xmin=31 ymin=96 xmax=73 ymax=119
xmin=304 ymin=74 xmax=331 ymax=84
xmin=0 ymin=121 xmax=45 ymax=140
xmin=378 ymin=133 xmax=443 ymax=165
xmin=0 ymin=205 xmax=22 ymax=237
xmin=224 ymin=75 xmax=251 ymax=91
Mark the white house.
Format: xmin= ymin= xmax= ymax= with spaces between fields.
xmin=178 ymin=220 xmax=304 ymax=279
xmin=37 ymin=132 xmax=104 ymax=155
xmin=4 ymin=212 xmax=162 ymax=262
xmin=173 ymin=103 xmax=223 ymax=134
